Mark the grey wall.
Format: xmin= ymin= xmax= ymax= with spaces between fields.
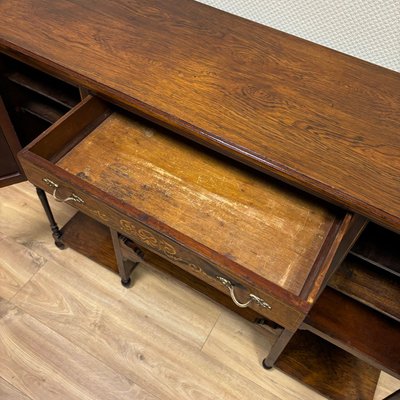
xmin=196 ymin=0 xmax=400 ymax=72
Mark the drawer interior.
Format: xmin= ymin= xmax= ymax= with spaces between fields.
xmin=22 ymin=96 xmax=343 ymax=297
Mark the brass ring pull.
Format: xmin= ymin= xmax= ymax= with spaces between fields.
xmin=42 ymin=178 xmax=85 ymax=204
xmin=52 ymin=188 xmax=85 ymax=204
xmin=216 ymin=276 xmax=271 ymax=309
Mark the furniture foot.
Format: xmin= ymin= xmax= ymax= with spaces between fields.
xmin=36 ymin=187 xmax=65 ymax=249
xmin=121 ymin=277 xmax=132 ymax=288
xmin=262 ymin=359 xmax=273 ymax=370
xmin=263 ymin=328 xmax=295 ymax=369
xmin=110 ymin=228 xmax=141 ymax=287
xmin=54 ymin=238 xmax=66 ymax=250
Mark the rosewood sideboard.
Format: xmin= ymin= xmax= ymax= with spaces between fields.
xmin=0 ymin=1 xmax=399 ymax=399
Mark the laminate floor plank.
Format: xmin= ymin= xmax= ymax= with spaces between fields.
xmin=12 ymin=260 xmax=274 ymax=400
xmin=0 ymin=182 xmax=221 ymax=347
xmin=0 ymin=376 xmax=32 ymax=400
xmin=201 ymin=312 xmax=325 ymax=400
xmin=0 ymin=182 xmax=76 ymax=247
xmin=0 ymin=235 xmax=45 ymax=300
xmin=375 ymin=373 xmax=400 ymax=400
xmin=0 ymin=299 xmax=157 ymax=400
xmin=24 ymin=242 xmax=222 ymax=349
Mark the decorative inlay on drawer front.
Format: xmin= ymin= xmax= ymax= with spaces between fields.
xmin=120 ymin=218 xmax=212 ymax=279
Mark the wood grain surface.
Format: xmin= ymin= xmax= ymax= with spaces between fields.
xmin=0 ymin=235 xmax=45 ymax=300
xmin=61 ymin=211 xmax=118 ymax=272
xmin=0 ymin=300 xmax=156 ymax=400
xmin=275 ymin=330 xmax=380 ymax=400
xmin=0 ymin=376 xmax=31 ymax=400
xmin=329 ymin=255 xmax=400 ymax=321
xmin=305 ymin=288 xmax=400 ymax=378
xmin=57 ymin=112 xmax=337 ymax=296
xmin=0 ymin=0 xmax=399 ymax=230
xmin=202 ymin=312 xmax=325 ymax=400
xmin=11 ymin=254 xmax=273 ymax=400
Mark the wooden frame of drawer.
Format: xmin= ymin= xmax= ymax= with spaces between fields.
xmin=21 ymin=160 xmax=305 ymax=330
xmin=18 ymin=95 xmax=356 ymax=331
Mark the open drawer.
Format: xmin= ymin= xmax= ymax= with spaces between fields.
xmin=19 ymin=96 xmax=355 ymax=331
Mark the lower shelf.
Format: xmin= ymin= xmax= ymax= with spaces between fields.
xmin=275 ymin=330 xmax=380 ymax=400
xmin=304 ymin=287 xmax=400 ymax=378
xmin=61 ymin=212 xmax=118 ymax=273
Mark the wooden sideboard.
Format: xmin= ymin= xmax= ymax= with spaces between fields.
xmin=0 ymin=1 xmax=399 ymax=399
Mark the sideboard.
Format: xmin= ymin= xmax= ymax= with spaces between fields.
xmin=0 ymin=1 xmax=399 ymax=399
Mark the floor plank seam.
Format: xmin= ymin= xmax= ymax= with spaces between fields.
xmin=199 ymin=311 xmax=223 ymax=352
xmin=8 ymin=260 xmax=48 ymax=304
xmin=10 ymin=303 xmax=164 ymax=400
xmin=198 ymin=318 xmax=317 ymax=400
xmin=0 ymin=375 xmax=36 ymax=400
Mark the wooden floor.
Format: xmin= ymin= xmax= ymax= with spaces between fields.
xmin=0 ymin=182 xmax=399 ymax=400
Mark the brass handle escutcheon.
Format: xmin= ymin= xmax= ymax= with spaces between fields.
xmin=42 ymin=178 xmax=85 ymax=204
xmin=216 ymin=276 xmax=271 ymax=309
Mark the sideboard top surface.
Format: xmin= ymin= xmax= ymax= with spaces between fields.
xmin=0 ymin=0 xmax=399 ymax=231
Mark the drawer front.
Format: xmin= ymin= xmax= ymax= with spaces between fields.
xmin=23 ymin=161 xmax=304 ymax=331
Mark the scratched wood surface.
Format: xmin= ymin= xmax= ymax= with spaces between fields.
xmin=0 ymin=0 xmax=399 ymax=231
xmin=57 ymin=112 xmax=337 ymax=296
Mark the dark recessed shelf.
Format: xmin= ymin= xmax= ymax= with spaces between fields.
xmin=20 ymin=99 xmax=66 ymax=124
xmin=329 ymin=255 xmax=400 ymax=322
xmin=7 ymin=68 xmax=79 ymax=108
xmin=275 ymin=330 xmax=380 ymax=400
xmin=304 ymin=287 xmax=400 ymax=378
xmin=351 ymin=223 xmax=400 ymax=277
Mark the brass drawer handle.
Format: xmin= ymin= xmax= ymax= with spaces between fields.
xmin=42 ymin=178 xmax=85 ymax=204
xmin=216 ymin=276 xmax=271 ymax=309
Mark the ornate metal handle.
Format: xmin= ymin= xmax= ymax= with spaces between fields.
xmin=42 ymin=178 xmax=85 ymax=204
xmin=216 ymin=276 xmax=271 ymax=309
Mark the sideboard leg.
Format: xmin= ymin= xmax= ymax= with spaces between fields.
xmin=110 ymin=228 xmax=140 ymax=288
xmin=36 ymin=187 xmax=65 ymax=249
xmin=263 ymin=328 xmax=295 ymax=369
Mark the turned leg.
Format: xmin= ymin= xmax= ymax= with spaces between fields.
xmin=36 ymin=187 xmax=65 ymax=249
xmin=263 ymin=328 xmax=295 ymax=369
xmin=110 ymin=228 xmax=142 ymax=288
